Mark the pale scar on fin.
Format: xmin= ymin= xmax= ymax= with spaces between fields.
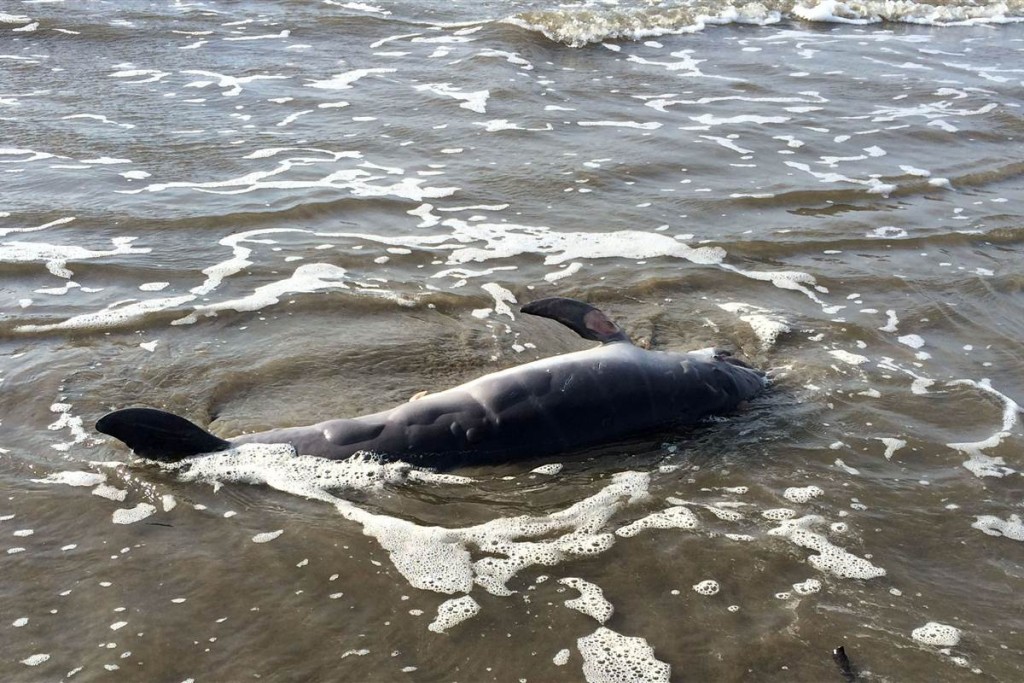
xmin=409 ymin=390 xmax=429 ymax=402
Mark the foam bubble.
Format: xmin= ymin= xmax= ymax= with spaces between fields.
xmin=877 ymin=437 xmax=906 ymax=460
xmin=834 ymin=459 xmax=859 ymax=475
xmin=21 ymin=654 xmax=49 ymax=666
xmin=252 ymin=530 xmax=284 ymax=543
xmin=898 ymin=334 xmax=925 ymax=349
xmin=783 ymin=486 xmax=823 ymax=504
xmin=175 ymin=446 xmax=650 ymax=598
xmin=554 ymin=648 xmax=571 ymax=666
xmin=362 ymin=516 xmax=473 ymax=594
xmin=868 ymin=226 xmax=908 ymax=239
xmin=768 ymin=515 xmax=885 ymax=580
xmin=911 ymin=622 xmax=962 ymax=647
xmin=717 ymin=302 xmax=791 ymax=348
xmin=531 ymin=463 xmax=563 ymax=475
xmin=2 ymin=236 xmax=150 ymax=285
xmin=829 ymin=350 xmax=869 ymax=366
xmin=559 ymin=577 xmax=614 ymax=623
xmin=793 ymin=578 xmax=822 ymax=595
xmin=17 ymin=294 xmax=196 ymax=333
xmin=692 ymin=580 xmax=719 ymax=596
xmin=414 ymin=83 xmax=489 ymax=113
xmin=112 ymin=503 xmax=156 ymax=525
xmin=545 ymin=261 xmax=583 ymax=283
xmin=947 ymin=379 xmax=1020 ymax=478
xmin=616 ymin=506 xmax=699 ymax=538
xmin=577 ymin=627 xmax=670 ymax=683
xmin=971 ymin=514 xmax=1024 ymax=541
xmin=92 ymin=484 xmax=127 ymax=501
xmin=879 ymin=310 xmax=900 ymax=332
xmin=174 ymin=263 xmax=352 ymax=324
xmin=427 ymin=595 xmax=480 ymax=633
xmin=32 ymin=471 xmax=106 ymax=487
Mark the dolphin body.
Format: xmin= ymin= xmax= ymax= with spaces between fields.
xmin=96 ymin=298 xmax=766 ymax=468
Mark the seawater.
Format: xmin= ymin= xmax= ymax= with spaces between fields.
xmin=2 ymin=1 xmax=1023 ymax=681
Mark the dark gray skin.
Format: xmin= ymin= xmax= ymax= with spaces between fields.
xmin=233 ymin=342 xmax=763 ymax=467
xmin=96 ymin=298 xmax=766 ymax=468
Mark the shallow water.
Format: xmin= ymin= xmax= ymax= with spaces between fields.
xmin=2 ymin=1 xmax=1024 ymax=681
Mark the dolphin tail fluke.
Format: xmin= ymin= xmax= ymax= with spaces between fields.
xmin=521 ymin=297 xmax=632 ymax=344
xmin=96 ymin=407 xmax=231 ymax=461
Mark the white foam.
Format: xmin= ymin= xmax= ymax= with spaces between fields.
xmin=616 ymin=506 xmax=699 ymax=537
xmin=829 ymin=349 xmax=869 ymax=366
xmin=480 ymin=282 xmax=516 ymax=320
xmin=362 ymin=516 xmax=474 ymax=594
xmin=109 ymin=68 xmax=169 ymax=84
xmin=531 ymin=463 xmax=563 ymax=475
xmin=877 ymin=437 xmax=906 ymax=460
xmin=47 ymin=402 xmax=92 ymax=452
xmin=18 ymin=294 xmax=196 ymax=333
xmin=972 ymin=514 xmax=1024 ymax=541
xmin=0 ymin=216 xmax=75 ymax=239
xmin=554 ymin=648 xmax=571 ymax=666
xmin=21 ymin=654 xmax=50 ymax=666
xmin=783 ymin=486 xmax=823 ymax=504
xmin=112 ymin=503 xmax=156 ymax=525
xmin=427 ymin=595 xmax=480 ymax=633
xmin=182 ymin=69 xmax=286 ymax=97
xmin=768 ymin=515 xmax=885 ymax=580
xmin=2 ymin=236 xmax=150 ymax=282
xmin=578 ymin=120 xmax=662 ymax=130
xmin=414 ymin=83 xmax=489 ymax=113
xmin=879 ymin=309 xmax=900 ymax=332
xmin=545 ymin=261 xmax=583 ymax=283
xmin=328 ymin=2 xmax=390 ymax=15
xmin=692 ymin=579 xmax=719 ymax=596
xmin=898 ymin=334 xmax=925 ymax=349
xmin=762 ymin=508 xmax=795 ymax=521
xmin=718 ymin=302 xmax=791 ymax=347
xmin=176 ymin=449 xmax=648 ymax=598
xmin=560 ymin=577 xmax=614 ymax=623
xmin=792 ymin=578 xmax=822 ymax=595
xmin=92 ymin=484 xmax=128 ymax=501
xmin=911 ymin=622 xmax=962 ymax=647
xmin=577 ymin=627 xmax=670 ymax=683
xmin=441 ymin=220 xmax=725 ymax=268
xmin=946 ymin=379 xmax=1021 ymax=478
xmin=252 ymin=530 xmax=284 ymax=543
xmin=174 ymin=263 xmax=351 ymax=324
xmin=720 ymin=264 xmax=830 ymax=309
xmin=122 ymin=155 xmax=454 ymax=203
xmin=834 ymin=459 xmax=860 ymax=475
xmin=32 ymin=471 xmax=106 ymax=487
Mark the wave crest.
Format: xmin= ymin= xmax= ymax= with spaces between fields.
xmin=505 ymin=0 xmax=1022 ymax=47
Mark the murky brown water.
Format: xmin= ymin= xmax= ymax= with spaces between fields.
xmin=3 ymin=2 xmax=1023 ymax=681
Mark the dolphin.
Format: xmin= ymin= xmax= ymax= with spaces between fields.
xmin=96 ymin=297 xmax=766 ymax=468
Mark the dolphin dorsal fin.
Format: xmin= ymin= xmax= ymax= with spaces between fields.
xmin=96 ymin=407 xmax=231 ymax=461
xmin=521 ymin=297 xmax=632 ymax=344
